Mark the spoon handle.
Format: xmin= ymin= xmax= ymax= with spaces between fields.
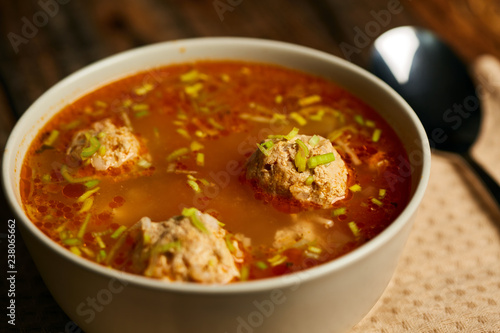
xmin=460 ymin=152 xmax=500 ymax=208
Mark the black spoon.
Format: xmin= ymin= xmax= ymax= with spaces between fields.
xmin=369 ymin=26 xmax=500 ymax=207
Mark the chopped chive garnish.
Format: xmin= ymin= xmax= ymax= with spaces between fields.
xmin=365 ymin=120 xmax=375 ymax=128
xmin=98 ymin=145 xmax=106 ymax=156
xmin=97 ymin=250 xmax=107 ymax=263
xmin=354 ymin=115 xmax=364 ymax=126
xmin=63 ymin=238 xmax=82 ymax=246
xmin=308 ymin=246 xmax=322 ymax=254
xmin=349 ymin=184 xmax=362 ymax=192
xmin=305 ymin=175 xmax=314 ymax=185
xmin=289 ymin=112 xmax=307 ymax=126
xmin=153 ymin=241 xmax=181 ymax=254
xmin=81 ymin=136 xmax=101 ymax=158
xmin=132 ymin=103 xmax=149 ymax=111
xmin=190 ymin=141 xmax=204 ymax=151
xmin=332 ymin=207 xmax=346 ymax=216
xmin=295 ymin=139 xmax=309 ymax=173
xmin=167 ymin=147 xmax=190 ymax=162
xmin=77 ymin=214 xmax=91 ymax=239
xmin=308 ymin=135 xmax=320 ymax=146
xmin=187 ymin=179 xmax=201 ymax=193
xmin=208 ymin=118 xmax=225 ymax=130
xmin=94 ymin=235 xmax=106 ymax=249
xmin=257 ymin=141 xmax=274 ymax=156
xmin=77 ymin=187 xmax=100 ymax=203
xmin=176 ymin=128 xmax=190 ymax=139
xmin=225 ymin=234 xmax=236 ymax=252
xmin=240 ymin=265 xmax=250 ymax=281
xmin=185 ymin=83 xmax=203 ymax=97
xmin=70 ymin=246 xmax=82 ymax=256
xmin=298 ymin=95 xmax=321 ymax=107
xmin=111 ymin=225 xmax=127 ymax=239
xmin=138 ymin=159 xmax=152 ymax=168
xmin=84 ymin=179 xmax=100 ymax=189
xmin=43 ymin=130 xmax=59 ymax=146
xmin=134 ymin=83 xmax=154 ymax=95
xmin=285 ymin=127 xmax=299 ymax=140
xmin=78 ymin=197 xmax=94 ymax=214
xmin=371 ymin=198 xmax=383 ymax=207
xmin=379 ymin=188 xmax=387 ymax=198
xmin=41 ymin=174 xmax=51 ymax=183
xmin=182 ymin=208 xmax=208 ymax=234
xmin=348 ymin=221 xmax=360 ymax=237
xmin=268 ymin=254 xmax=288 ymax=266
xmin=196 ymin=153 xmax=205 ymax=166
xmin=256 ymin=261 xmax=268 ymax=270
xmin=372 ymin=128 xmax=382 ymax=142
xmin=134 ymin=110 xmax=150 ymax=118
xmin=307 ymin=153 xmax=335 ymax=169
xmin=309 ymin=109 xmax=325 ymax=121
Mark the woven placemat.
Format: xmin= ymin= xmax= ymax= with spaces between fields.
xmin=351 ymin=55 xmax=500 ymax=332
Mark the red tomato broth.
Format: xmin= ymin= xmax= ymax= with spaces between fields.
xmin=20 ymin=61 xmax=411 ymax=282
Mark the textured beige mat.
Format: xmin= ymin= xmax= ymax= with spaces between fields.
xmin=351 ymin=55 xmax=500 ymax=332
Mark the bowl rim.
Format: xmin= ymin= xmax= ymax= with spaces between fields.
xmin=2 ymin=37 xmax=431 ymax=294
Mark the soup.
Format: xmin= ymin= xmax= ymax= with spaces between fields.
xmin=20 ymin=61 xmax=411 ymax=283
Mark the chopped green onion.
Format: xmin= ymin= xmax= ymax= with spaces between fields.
xmin=84 ymin=179 xmax=100 ymax=189
xmin=134 ymin=110 xmax=150 ymax=118
xmin=81 ymin=136 xmax=101 ymax=158
xmin=257 ymin=141 xmax=274 ymax=156
xmin=167 ymin=147 xmax=190 ymax=162
xmin=185 ymin=83 xmax=203 ymax=97
xmin=41 ymin=174 xmax=51 ymax=183
xmin=225 ymin=234 xmax=236 ymax=252
xmin=63 ymin=238 xmax=82 ymax=246
xmin=309 ymin=109 xmax=325 ymax=121
xmin=78 ymin=197 xmax=94 ymax=214
xmin=43 ymin=130 xmax=59 ymax=146
xmin=307 ymin=246 xmax=322 ymax=254
xmin=285 ymin=127 xmax=299 ymax=140
xmin=77 ymin=214 xmax=91 ymax=239
xmin=379 ymin=189 xmax=387 ymax=199
xmin=70 ymin=246 xmax=82 ymax=256
xmin=132 ymin=103 xmax=149 ymax=111
xmin=365 ymin=120 xmax=376 ymax=128
xmin=332 ymin=207 xmax=346 ymax=217
xmin=137 ymin=159 xmax=152 ymax=169
xmin=308 ymin=135 xmax=320 ymax=146
xmin=97 ymin=250 xmax=107 ymax=263
xmin=94 ymin=235 xmax=106 ymax=249
xmin=176 ymin=128 xmax=191 ymax=139
xmin=77 ymin=187 xmax=100 ymax=203
xmin=268 ymin=254 xmax=288 ymax=266
xmin=275 ymin=95 xmax=283 ymax=104
xmin=196 ymin=153 xmax=205 ymax=166
xmin=182 ymin=207 xmax=208 ymax=234
xmin=305 ymin=175 xmax=314 ymax=185
xmin=307 ymin=153 xmax=335 ymax=169
xmin=190 ymin=141 xmax=204 ymax=151
xmin=348 ymin=221 xmax=360 ymax=237
xmin=111 ymin=225 xmax=127 ymax=239
xmin=61 ymin=165 xmax=93 ymax=183
xmin=95 ymin=100 xmax=107 ymax=108
xmin=240 ymin=265 xmax=250 ymax=281
xmin=134 ymin=83 xmax=154 ymax=95
xmin=208 ymin=118 xmax=225 ymax=130
xmin=372 ymin=128 xmax=382 ymax=142
xmin=295 ymin=140 xmax=309 ymax=173
xmin=349 ymin=184 xmax=362 ymax=192
xmin=187 ymin=179 xmax=201 ymax=193
xmin=298 ymin=95 xmax=321 ymax=107
xmin=256 ymin=261 xmax=268 ymax=270
xmin=289 ymin=112 xmax=307 ymax=126
xmin=153 ymin=240 xmax=181 ymax=254
xmin=354 ymin=115 xmax=364 ymax=126
xmin=98 ymin=145 xmax=106 ymax=156
xmin=371 ymin=198 xmax=383 ymax=207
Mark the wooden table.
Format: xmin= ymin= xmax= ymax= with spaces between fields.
xmin=1 ymin=1 xmax=499 ymax=332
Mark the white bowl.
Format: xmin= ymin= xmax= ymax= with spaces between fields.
xmin=3 ymin=37 xmax=430 ymax=333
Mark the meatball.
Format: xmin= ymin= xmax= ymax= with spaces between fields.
xmin=130 ymin=210 xmax=240 ymax=284
xmin=67 ymin=119 xmax=143 ymax=171
xmin=245 ymin=134 xmax=348 ymax=209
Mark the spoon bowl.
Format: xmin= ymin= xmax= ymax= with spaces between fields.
xmin=370 ymin=26 xmax=500 ymax=209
